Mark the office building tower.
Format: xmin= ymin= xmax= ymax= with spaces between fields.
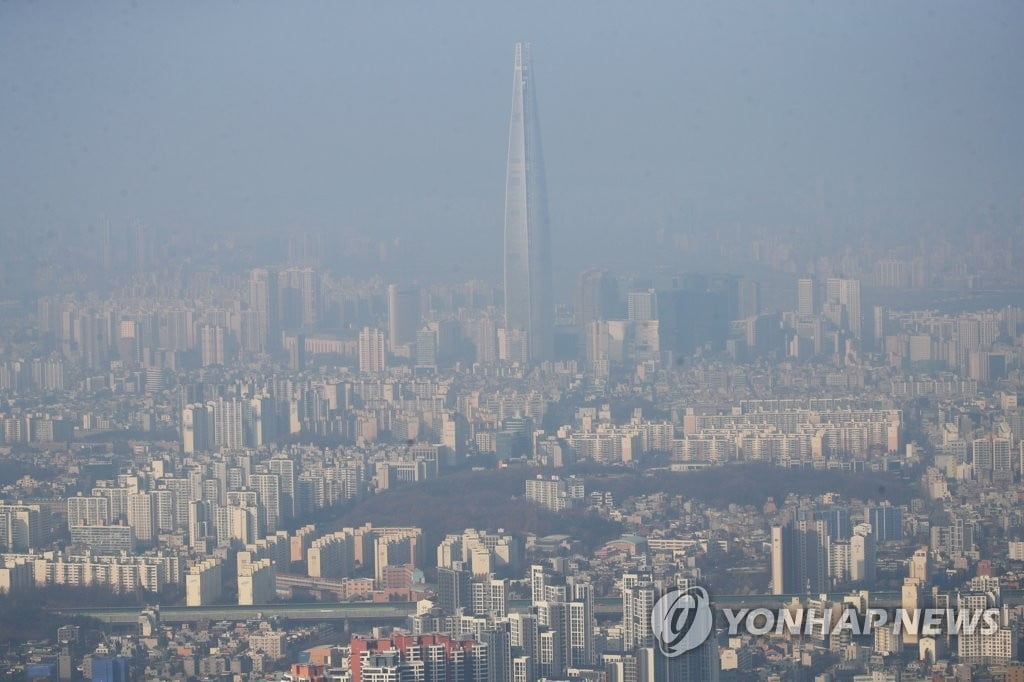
xmin=825 ymin=277 xmax=862 ymax=338
xmin=470 ymin=315 xmax=499 ymax=364
xmin=797 ymin=277 xmax=816 ymax=316
xmin=415 ymin=327 xmax=438 ymax=371
xmin=745 ymin=313 xmax=782 ymax=357
xmin=503 ymin=42 xmax=553 ymax=363
xmin=873 ymin=305 xmax=888 ymax=352
xmin=289 ymin=333 xmax=306 ymax=371
xmin=869 ymin=504 xmax=903 ymax=543
xmin=576 ymin=268 xmax=619 ymax=324
xmin=627 ymin=290 xmax=658 ymax=322
xmin=91 ymin=658 xmax=130 ymax=682
xmin=432 ymin=319 xmax=460 ymax=363
xmin=656 ymin=279 xmax=730 ymax=356
xmin=737 ymin=278 xmax=761 ymax=319
xmin=387 ymin=284 xmax=421 ymax=350
xmin=813 ymin=507 xmax=851 ymax=542
xmin=116 ymin=319 xmax=141 ymax=365
xmin=497 ymin=327 xmax=530 ymax=365
xmin=358 ymin=327 xmax=386 ymax=373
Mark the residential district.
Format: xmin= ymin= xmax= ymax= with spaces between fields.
xmin=1 ymin=258 xmax=1024 ymax=682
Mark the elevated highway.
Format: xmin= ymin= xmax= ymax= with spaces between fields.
xmin=56 ymin=592 xmax=923 ymax=625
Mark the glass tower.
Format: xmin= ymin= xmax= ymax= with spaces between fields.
xmin=503 ymin=42 xmax=553 ymax=362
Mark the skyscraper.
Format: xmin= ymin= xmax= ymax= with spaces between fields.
xmin=627 ymin=290 xmax=658 ymax=322
xmin=825 ymin=277 xmax=862 ymax=339
xmin=503 ymin=43 xmax=553 ymax=363
xmin=797 ymin=277 xmax=816 ymax=317
xmin=387 ymin=284 xmax=421 ymax=350
xmin=575 ymin=268 xmax=619 ymax=324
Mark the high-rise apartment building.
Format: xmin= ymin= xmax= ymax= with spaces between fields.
xmin=350 ymin=634 xmax=489 ymax=682
xmin=198 ymin=325 xmax=226 ymax=367
xmin=212 ymin=397 xmax=244 ymax=450
xmin=279 ymin=267 xmax=320 ymax=330
xmin=850 ymin=522 xmax=876 ymax=583
xmin=127 ymin=493 xmax=155 ymax=545
xmin=249 ymin=268 xmax=280 ymax=353
xmin=185 ymin=558 xmax=223 ymax=606
xmin=248 ymin=473 xmax=281 ymax=534
xmin=181 ymin=403 xmax=213 ymax=454
xmin=0 ymin=504 xmax=43 ymax=552
xmin=358 ymin=327 xmax=386 ymax=374
xmin=67 ymin=495 xmax=110 ymax=527
xmin=771 ymin=518 xmax=829 ymax=594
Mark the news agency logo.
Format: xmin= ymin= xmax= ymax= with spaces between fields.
xmin=651 ymin=586 xmax=714 ymax=657
xmin=651 ymin=587 xmax=1004 ymax=657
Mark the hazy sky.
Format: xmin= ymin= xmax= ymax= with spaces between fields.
xmin=2 ymin=2 xmax=1022 ymax=278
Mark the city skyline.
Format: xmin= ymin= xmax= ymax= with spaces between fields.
xmin=3 ymin=3 xmax=1024 ymax=293
xmin=2 ymin=5 xmax=1024 ymax=681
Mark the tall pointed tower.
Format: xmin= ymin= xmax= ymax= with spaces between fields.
xmin=503 ymin=42 xmax=553 ymax=363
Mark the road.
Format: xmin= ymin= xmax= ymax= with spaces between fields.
xmin=55 ymin=592 xmax=923 ymax=625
